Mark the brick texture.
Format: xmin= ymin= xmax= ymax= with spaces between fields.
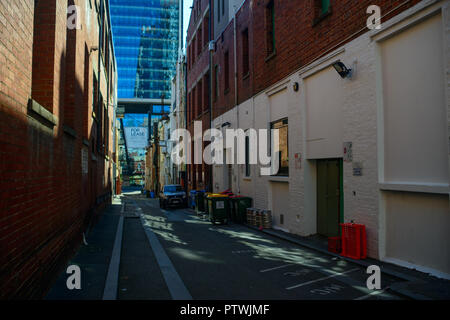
xmin=186 ymin=0 xmax=213 ymax=191
xmin=210 ymin=0 xmax=422 ymax=117
xmin=0 ymin=0 xmax=116 ymax=298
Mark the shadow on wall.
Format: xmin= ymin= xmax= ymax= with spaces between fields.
xmin=0 ymin=49 xmax=111 ymax=299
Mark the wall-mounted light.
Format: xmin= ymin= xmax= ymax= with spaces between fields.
xmin=209 ymin=40 xmax=216 ymax=52
xmin=221 ymin=122 xmax=231 ymax=128
xmin=332 ymin=61 xmax=353 ymax=79
xmin=293 ymin=82 xmax=299 ymax=92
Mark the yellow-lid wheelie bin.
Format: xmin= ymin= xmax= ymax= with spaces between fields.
xmin=206 ymin=194 xmax=230 ymax=225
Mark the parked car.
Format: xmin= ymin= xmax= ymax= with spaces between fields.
xmin=159 ymin=185 xmax=188 ymax=209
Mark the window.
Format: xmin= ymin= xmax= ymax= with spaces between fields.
xmin=265 ymin=0 xmax=275 ymax=56
xmin=217 ymin=0 xmax=221 ymax=22
xmin=313 ymin=0 xmax=331 ymax=24
xmin=93 ymin=73 xmax=98 ymax=117
xmin=271 ymin=118 xmax=288 ymax=176
xmin=214 ymin=65 xmax=219 ymax=101
xmin=197 ymin=80 xmax=203 ymax=116
xmin=203 ymin=72 xmax=210 ymax=112
xmin=192 ymin=86 xmax=197 ymax=120
xmin=84 ymin=45 xmax=90 ymax=136
xmin=188 ymin=44 xmax=192 ymax=69
xmin=242 ymin=29 xmax=249 ymax=76
xmin=188 ymin=91 xmax=192 ymax=122
xmin=245 ymin=134 xmax=251 ymax=177
xmin=321 ymin=0 xmax=330 ymax=14
xmin=203 ymin=16 xmax=209 ymax=48
xmin=192 ymin=36 xmax=196 ymax=64
xmin=164 ymin=185 xmax=184 ymax=193
xmin=97 ymin=93 xmax=104 ymax=153
xmin=198 ymin=24 xmax=203 ymax=54
xmin=224 ymin=51 xmax=229 ymax=92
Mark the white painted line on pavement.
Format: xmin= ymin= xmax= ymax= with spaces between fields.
xmin=260 ymin=264 xmax=295 ymax=273
xmin=260 ymin=255 xmax=330 ymax=273
xmin=102 ymin=215 xmax=124 ymax=300
xmin=286 ymin=268 xmax=360 ymax=290
xmin=139 ymin=214 xmax=192 ymax=300
xmin=354 ymin=288 xmax=387 ymax=300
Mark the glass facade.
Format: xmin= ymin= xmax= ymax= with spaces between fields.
xmin=110 ymin=0 xmax=180 ymax=100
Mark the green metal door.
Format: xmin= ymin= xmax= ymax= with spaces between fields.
xmin=317 ymin=159 xmax=341 ymax=237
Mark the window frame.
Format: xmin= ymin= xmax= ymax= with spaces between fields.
xmin=245 ymin=132 xmax=251 ymax=178
xmin=265 ymin=0 xmax=276 ymax=57
xmin=242 ymin=28 xmax=250 ymax=77
xmin=224 ymin=50 xmax=230 ymax=93
xmin=270 ymin=117 xmax=289 ymax=177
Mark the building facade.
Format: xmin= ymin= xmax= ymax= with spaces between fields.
xmin=110 ymin=0 xmax=180 ymax=100
xmin=0 ymin=0 xmax=118 ymax=298
xmin=168 ymin=56 xmax=187 ymax=187
xmin=207 ymin=0 xmax=450 ymax=278
xmin=186 ymin=0 xmax=213 ymax=192
xmin=110 ymin=0 xmax=181 ymax=188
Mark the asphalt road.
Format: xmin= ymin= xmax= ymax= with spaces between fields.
xmin=117 ymin=192 xmax=405 ymax=300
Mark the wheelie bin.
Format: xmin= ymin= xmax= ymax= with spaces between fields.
xmin=230 ymin=196 xmax=253 ymax=223
xmin=206 ymin=194 xmax=230 ymax=225
xmin=196 ymin=190 xmax=206 ymax=214
xmin=189 ymin=190 xmax=197 ymax=209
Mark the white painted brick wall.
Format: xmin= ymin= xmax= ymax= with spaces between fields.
xmin=211 ymin=0 xmax=450 ymax=263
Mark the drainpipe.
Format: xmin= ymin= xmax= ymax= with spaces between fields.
xmin=233 ymin=5 xmax=240 ymax=194
xmin=208 ymin=0 xmax=213 ymax=192
xmin=184 ymin=59 xmax=188 ymax=194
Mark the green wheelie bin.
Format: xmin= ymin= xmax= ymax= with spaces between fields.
xmin=195 ymin=191 xmax=206 ymax=214
xmin=230 ymin=196 xmax=253 ymax=223
xmin=206 ymin=194 xmax=230 ymax=225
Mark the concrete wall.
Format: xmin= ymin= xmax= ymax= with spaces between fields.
xmin=373 ymin=2 xmax=450 ymax=278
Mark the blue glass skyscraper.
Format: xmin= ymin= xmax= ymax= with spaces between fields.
xmin=110 ymin=0 xmax=180 ymax=180
xmin=110 ymin=0 xmax=180 ymax=101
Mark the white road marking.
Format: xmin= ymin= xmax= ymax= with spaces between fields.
xmin=139 ymin=213 xmax=192 ymax=300
xmin=259 ymin=255 xmax=329 ymax=274
xmin=286 ymin=268 xmax=360 ymax=290
xmin=260 ymin=264 xmax=295 ymax=273
xmin=354 ymin=288 xmax=388 ymax=300
xmin=102 ymin=215 xmax=124 ymax=300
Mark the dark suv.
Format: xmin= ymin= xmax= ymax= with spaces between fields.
xmin=159 ymin=185 xmax=187 ymax=209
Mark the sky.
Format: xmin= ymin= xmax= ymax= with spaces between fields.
xmin=183 ymin=0 xmax=193 ymax=52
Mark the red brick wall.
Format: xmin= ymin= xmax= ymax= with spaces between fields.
xmin=212 ymin=18 xmax=235 ymax=119
xmin=251 ymin=0 xmax=421 ymax=95
xmin=0 ymin=0 xmax=116 ymax=299
xmin=235 ymin=0 xmax=253 ymax=105
xmin=210 ymin=0 xmax=422 ymax=118
xmin=186 ymin=0 xmax=213 ymax=192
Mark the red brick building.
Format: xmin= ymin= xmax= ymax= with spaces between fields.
xmin=212 ymin=0 xmax=422 ymax=114
xmin=0 ymin=0 xmax=117 ymax=298
xmin=186 ymin=0 xmax=212 ymax=191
